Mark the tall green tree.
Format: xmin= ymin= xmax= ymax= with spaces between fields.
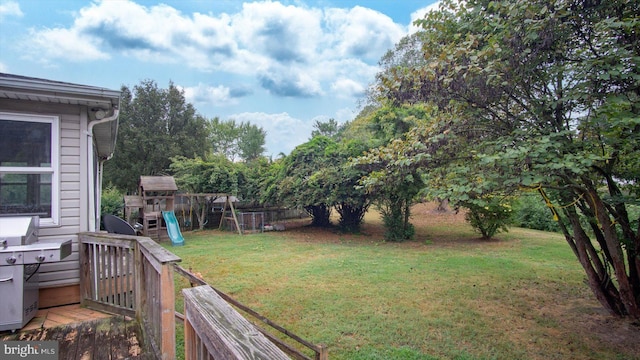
xmin=238 ymin=122 xmax=267 ymax=162
xmin=274 ymin=136 xmax=336 ymax=227
xmin=319 ymin=139 xmax=371 ymax=232
xmin=208 ymin=117 xmax=241 ymax=161
xmin=310 ymin=118 xmax=347 ymax=140
xmin=104 ymin=80 xmax=208 ymax=192
xmin=373 ymin=0 xmax=640 ymax=318
xmin=208 ymin=118 xmax=266 ymax=162
xmin=236 ymin=156 xmax=272 ymax=206
xmin=270 ymin=135 xmax=370 ymax=231
xmin=353 ymin=104 xmax=431 ymax=241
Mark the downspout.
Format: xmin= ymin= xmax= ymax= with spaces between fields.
xmin=87 ymin=108 xmax=120 ymax=232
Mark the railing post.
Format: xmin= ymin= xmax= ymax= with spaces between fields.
xmin=79 ymin=237 xmax=91 ymax=307
xmin=134 ymin=240 xmax=143 ymax=325
xmin=159 ymin=262 xmax=176 ymax=360
xmin=316 ymin=344 xmax=329 ymax=360
xmin=136 ymin=237 xmax=181 ymax=360
xmin=183 ymin=307 xmax=196 ymax=360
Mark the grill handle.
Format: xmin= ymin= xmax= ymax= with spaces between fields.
xmin=0 ymin=276 xmax=13 ymax=283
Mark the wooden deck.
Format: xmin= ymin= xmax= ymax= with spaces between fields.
xmin=1 ymin=304 xmax=151 ymax=359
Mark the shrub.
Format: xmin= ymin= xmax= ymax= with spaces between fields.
xmin=512 ymin=194 xmax=560 ymax=232
xmin=463 ymin=195 xmax=513 ymax=239
xmin=101 ymin=186 xmax=124 ymax=217
xmin=379 ymin=198 xmax=415 ymax=242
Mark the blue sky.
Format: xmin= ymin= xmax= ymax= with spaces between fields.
xmin=0 ymin=0 xmax=438 ymax=156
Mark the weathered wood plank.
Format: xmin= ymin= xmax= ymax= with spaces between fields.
xmin=108 ymin=316 xmax=129 ymax=359
xmin=159 ymin=263 xmax=176 ymax=360
xmin=60 ymin=326 xmax=80 ymax=359
xmin=126 ymin=315 xmax=146 ymax=359
xmin=75 ymin=322 xmax=95 ymax=359
xmin=1 ymin=316 xmax=149 ymax=360
xmin=183 ymin=285 xmax=291 ymax=360
xmin=138 ymin=236 xmax=181 ymax=268
xmin=79 ymin=232 xmax=138 ymax=248
xmin=93 ymin=319 xmax=112 ymax=360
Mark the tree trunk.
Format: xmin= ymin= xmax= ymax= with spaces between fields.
xmin=194 ymin=197 xmax=208 ymax=231
xmin=337 ymin=203 xmax=367 ymax=232
xmin=435 ymin=198 xmax=450 ymax=212
xmin=586 ymin=187 xmax=640 ymax=318
xmin=554 ymin=187 xmax=640 ymax=319
xmin=306 ymin=204 xmax=332 ymax=227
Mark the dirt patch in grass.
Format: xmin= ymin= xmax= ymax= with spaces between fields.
xmin=274 ymin=202 xmax=640 ymax=359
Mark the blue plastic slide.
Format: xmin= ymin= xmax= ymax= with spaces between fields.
xmin=162 ymin=211 xmax=185 ymax=246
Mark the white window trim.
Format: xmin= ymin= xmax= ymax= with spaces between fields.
xmin=0 ymin=112 xmax=60 ymax=227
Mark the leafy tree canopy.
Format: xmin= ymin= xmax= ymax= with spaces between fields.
xmin=169 ymin=155 xmax=241 ymax=230
xmin=104 ymin=80 xmax=208 ymax=192
xmin=208 ymin=118 xmax=266 ymax=162
xmin=371 ymin=0 xmax=640 ymax=318
xmin=274 ymin=136 xmax=337 ymax=227
xmin=310 ymin=118 xmax=348 ymax=141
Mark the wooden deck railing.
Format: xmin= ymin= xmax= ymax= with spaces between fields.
xmin=79 ymin=234 xmax=137 ymax=316
xmin=79 ymin=232 xmax=327 ymax=360
xmin=183 ymin=285 xmax=291 ymax=359
xmin=80 ymin=233 xmax=180 ymax=360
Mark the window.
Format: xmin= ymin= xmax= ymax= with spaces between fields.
xmin=0 ymin=113 xmax=59 ymax=225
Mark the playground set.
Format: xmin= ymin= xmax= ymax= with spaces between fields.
xmin=124 ymin=176 xmax=185 ymax=246
xmin=122 ymin=176 xmax=247 ymax=244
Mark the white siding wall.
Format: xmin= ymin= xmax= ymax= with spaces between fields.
xmin=0 ymin=99 xmax=88 ymax=288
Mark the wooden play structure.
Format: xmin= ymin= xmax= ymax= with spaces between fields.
xmin=124 ymin=176 xmax=243 ymax=239
xmin=175 ymin=193 xmax=243 ymax=234
xmin=124 ymin=176 xmax=177 ymax=241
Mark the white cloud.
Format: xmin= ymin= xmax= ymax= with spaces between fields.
xmin=257 ymin=64 xmax=323 ymax=97
xmin=232 ymin=2 xmax=323 ymax=64
xmin=331 ymin=78 xmax=365 ymax=98
xmin=26 ymin=27 xmax=109 ymax=63
xmin=334 ymin=107 xmax=358 ymax=123
xmin=324 ymin=6 xmax=404 ymax=61
xmin=180 ymin=83 xmax=240 ymax=107
xmin=230 ymin=112 xmax=314 ymax=156
xmin=0 ymin=1 xmax=23 ymax=20
xmin=22 ymin=0 xmax=409 ymax=100
xmin=74 ymin=1 xmax=237 ymax=68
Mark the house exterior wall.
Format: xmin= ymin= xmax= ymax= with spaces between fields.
xmin=0 ymin=98 xmax=90 ymax=295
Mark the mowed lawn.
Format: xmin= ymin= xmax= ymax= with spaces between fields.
xmin=165 ymin=203 xmax=640 ymax=360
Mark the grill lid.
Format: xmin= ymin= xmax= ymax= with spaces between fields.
xmin=0 ymin=216 xmax=39 ymax=247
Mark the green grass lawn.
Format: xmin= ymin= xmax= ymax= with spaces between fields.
xmin=164 ymin=208 xmax=639 ymax=360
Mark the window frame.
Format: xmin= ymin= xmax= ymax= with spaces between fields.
xmin=0 ymin=112 xmax=60 ymax=226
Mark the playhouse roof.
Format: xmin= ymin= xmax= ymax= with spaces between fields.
xmin=139 ymin=176 xmax=178 ymax=192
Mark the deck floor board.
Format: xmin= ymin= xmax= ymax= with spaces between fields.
xmin=1 ymin=305 xmax=150 ymax=359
